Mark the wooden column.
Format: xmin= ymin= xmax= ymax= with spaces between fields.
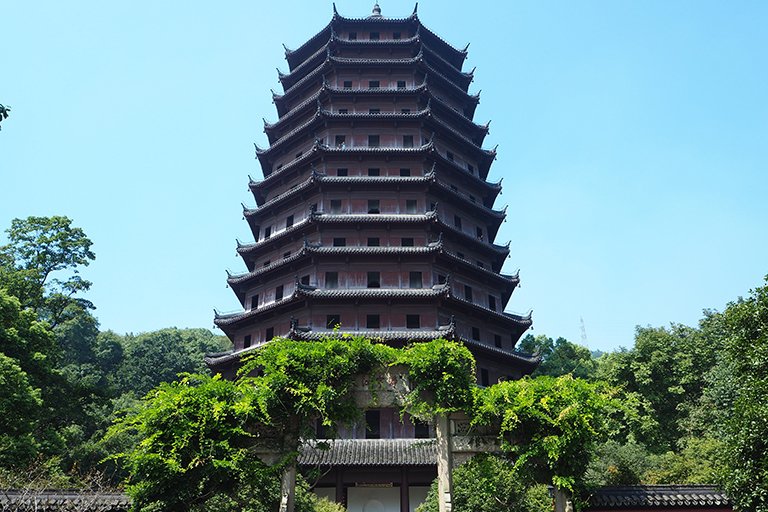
xmin=400 ymin=467 xmax=410 ymax=512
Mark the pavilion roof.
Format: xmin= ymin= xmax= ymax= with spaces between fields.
xmin=298 ymin=438 xmax=437 ymax=466
xmin=585 ymin=486 xmax=731 ymax=510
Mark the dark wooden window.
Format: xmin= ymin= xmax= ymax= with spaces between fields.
xmin=283 ymin=251 xmax=291 ymax=259
xmin=368 ymin=80 xmax=380 ymax=89
xmin=295 ymin=151 xmax=303 ymax=159
xmin=275 ymin=285 xmax=284 ymax=301
xmin=333 ymin=237 xmax=346 ymax=247
xmin=369 ymin=108 xmax=380 ymax=114
xmin=300 ymin=275 xmax=310 ymax=285
xmin=326 ymin=272 xmax=338 ymax=288
xmin=349 ymin=32 xmax=357 ymax=40
xmin=414 ymin=419 xmax=429 ymax=438
xmin=393 ymin=32 xmax=402 ymax=40
xmin=337 ymin=168 xmax=348 ymax=176
xmin=403 ymin=135 xmax=414 ymax=147
xmin=467 ymin=164 xmax=474 ymax=174
xmin=368 ymin=200 xmax=380 ymax=214
xmin=367 ymin=237 xmax=380 ymax=246
xmin=465 ymin=285 xmax=473 ymax=301
xmin=368 ymin=168 xmax=380 ymax=176
xmin=480 ymin=368 xmax=490 ymax=387
xmin=343 ymin=80 xmax=352 ymax=89
xmin=326 ymin=315 xmax=340 ymax=329
xmin=264 ymin=226 xmax=271 ymax=239
xmin=447 ymin=151 xmax=454 ymax=161
xmin=366 ymin=314 xmax=380 ymax=329
xmin=330 ymin=199 xmax=342 ymax=213
xmin=265 ymin=327 xmax=274 ymax=341
xmin=401 ymin=108 xmax=411 ymax=114
xmin=263 ymin=260 xmax=271 ymax=267
xmin=243 ymin=335 xmax=252 ymax=349
xmin=409 ymin=271 xmax=422 ymax=288
xmin=335 ymin=135 xmax=345 ymax=147
xmin=367 ymin=272 xmax=380 ymax=288
xmin=369 ymin=31 xmax=379 ymax=41
xmin=365 ymin=410 xmax=380 ymax=438
xmin=488 ymin=295 xmax=497 ymax=311
xmin=368 ymin=134 xmax=380 ymax=146
xmin=405 ymin=199 xmax=417 ymax=213
xmin=476 ymin=227 xmax=484 ymax=240
xmin=406 ymin=314 xmax=420 ymax=329
xmin=250 ymin=295 xmax=258 ymax=310
xmin=397 ymin=80 xmax=406 ymax=88
xmin=472 ymin=326 xmax=480 ymax=341
xmin=400 ymin=168 xmax=411 ymax=176
xmin=338 ymin=108 xmax=348 ymax=114
xmin=285 ymin=215 xmax=294 ymax=228
xmin=494 ymin=334 xmax=502 ymax=348
xmin=437 ymin=274 xmax=446 ymax=284
xmin=454 ymin=215 xmax=462 ymax=229
xmin=401 ymin=237 xmax=414 ymax=246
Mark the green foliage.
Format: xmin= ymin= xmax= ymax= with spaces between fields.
xmin=520 ymin=334 xmax=597 ymax=380
xmin=585 ymin=440 xmax=655 ymax=486
xmin=106 ymin=374 xmax=264 ymax=511
xmin=417 ymin=454 xmax=548 ymax=512
xmin=239 ymin=336 xmax=396 ymax=440
xmin=396 ymin=338 xmax=475 ymax=416
xmin=644 ymin=436 xmax=722 ymax=485
xmin=717 ymin=277 xmax=768 ymax=512
xmin=473 ymin=375 xmax=622 ymax=492
xmin=0 ymin=353 xmax=42 ymax=466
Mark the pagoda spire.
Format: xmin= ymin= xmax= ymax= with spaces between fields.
xmin=370 ymin=2 xmax=382 ymax=18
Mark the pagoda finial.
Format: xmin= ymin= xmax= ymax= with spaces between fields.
xmin=371 ymin=2 xmax=382 ymax=17
xmin=282 ymin=43 xmax=291 ymax=53
xmin=413 ymin=3 xmax=418 ymax=15
xmin=462 ymin=42 xmax=470 ymax=53
xmin=332 ymin=3 xmax=339 ymax=16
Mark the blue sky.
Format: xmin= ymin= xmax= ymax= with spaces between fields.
xmin=2 ymin=1 xmax=766 ymax=352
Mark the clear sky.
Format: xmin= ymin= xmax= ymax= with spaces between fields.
xmin=2 ymin=1 xmax=767 ymax=352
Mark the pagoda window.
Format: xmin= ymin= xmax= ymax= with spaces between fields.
xmin=393 ymin=32 xmax=402 ymax=40
xmin=488 ymin=295 xmax=497 ymax=311
xmin=465 ymin=285 xmax=473 ymax=302
xmin=349 ymin=32 xmax=357 ymax=41
xmin=283 ymin=251 xmax=291 ymax=259
xmin=397 ymin=80 xmax=406 ymax=89
xmin=368 ymin=200 xmax=380 ymax=214
xmin=275 ymin=285 xmax=284 ymax=301
xmin=264 ymin=226 xmax=272 ymax=239
xmin=369 ymin=31 xmax=380 ymax=41
xmin=368 ymin=168 xmax=380 ymax=176
xmin=295 ymin=151 xmax=303 ymax=159
xmin=250 ymin=295 xmax=258 ymax=310
xmin=406 ymin=314 xmax=420 ymax=329
xmin=365 ymin=410 xmax=381 ymax=439
xmin=330 ymin=199 xmax=342 ymax=214
xmin=467 ymin=164 xmax=474 ymax=174
xmin=337 ymin=168 xmax=348 ymax=176
xmin=333 ymin=237 xmax=346 ymax=247
xmin=366 ymin=314 xmax=380 ymax=329
xmin=266 ymin=327 xmax=274 ymax=341
xmin=326 ymin=272 xmax=339 ymax=288
xmin=401 ymin=237 xmax=414 ymax=246
xmin=401 ymin=108 xmax=411 ymax=114
xmin=368 ymin=134 xmax=380 ymax=147
xmin=368 ymin=80 xmax=380 ymax=89
xmin=457 ymin=252 xmax=465 ymax=260
xmin=326 ymin=314 xmax=340 ymax=329
xmin=367 ymin=237 xmax=380 ymax=247
xmin=472 ymin=326 xmax=480 ymax=341
xmin=300 ymin=275 xmax=310 ymax=285
xmin=335 ymin=135 xmax=346 ymax=147
xmin=437 ymin=274 xmax=446 ymax=284
xmin=277 ymin=163 xmax=283 ymax=170
xmin=403 ymin=135 xmax=414 ymax=148
xmin=494 ymin=334 xmax=502 ymax=348
xmin=369 ymin=108 xmax=380 ymax=114
xmin=338 ymin=108 xmax=348 ymax=114
xmin=480 ymin=368 xmax=490 ymax=387
xmin=454 ymin=215 xmax=462 ymax=229
xmin=286 ymin=215 xmax=294 ymax=228
xmin=447 ymin=151 xmax=455 ymax=161
xmin=243 ymin=335 xmax=252 ymax=349
xmin=476 ymin=227 xmax=484 ymax=240
xmin=414 ymin=419 xmax=429 ymax=439
xmin=400 ymin=168 xmax=411 ymax=176
xmin=367 ymin=272 xmax=381 ymax=288
xmin=409 ymin=271 xmax=422 ymax=288
xmin=405 ymin=199 xmax=417 ymax=213
xmin=263 ymin=260 xmax=271 ymax=267
xmin=343 ymin=80 xmax=353 ymax=89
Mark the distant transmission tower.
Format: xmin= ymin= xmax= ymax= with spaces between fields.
xmin=580 ymin=317 xmax=588 ymax=346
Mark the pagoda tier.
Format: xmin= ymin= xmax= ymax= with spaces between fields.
xmin=213 ymin=4 xmax=538 ymax=386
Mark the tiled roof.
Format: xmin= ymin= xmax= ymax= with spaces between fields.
xmin=459 ymin=337 xmax=540 ymax=368
xmin=586 ymin=486 xmax=731 ymax=509
xmin=289 ymin=328 xmax=454 ymax=342
xmin=299 ymin=438 xmax=437 ymax=466
xmin=313 ymin=211 xmax=437 ymax=224
xmin=0 ymin=490 xmax=131 ymax=511
xmin=297 ymin=283 xmax=450 ymax=300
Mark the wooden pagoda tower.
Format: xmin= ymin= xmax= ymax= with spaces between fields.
xmin=208 ymin=5 xmax=539 ymax=509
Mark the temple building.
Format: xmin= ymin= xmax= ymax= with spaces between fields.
xmin=207 ymin=4 xmax=539 ymax=511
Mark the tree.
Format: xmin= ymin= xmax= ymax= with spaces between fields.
xmin=0 ymin=104 xmax=9 ymax=130
xmin=0 ymin=353 xmax=42 ymax=467
xmin=717 ymin=277 xmax=768 ymax=512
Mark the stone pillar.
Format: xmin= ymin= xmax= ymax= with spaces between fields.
xmin=553 ymin=487 xmax=573 ymax=512
xmin=435 ymin=414 xmax=453 ymax=512
xmin=279 ymin=463 xmax=297 ymax=512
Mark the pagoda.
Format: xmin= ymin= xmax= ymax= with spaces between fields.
xmin=207 ymin=4 xmax=538 ymax=509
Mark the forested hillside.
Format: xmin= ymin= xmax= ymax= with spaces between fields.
xmin=1 ymin=216 xmax=766 ymax=511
